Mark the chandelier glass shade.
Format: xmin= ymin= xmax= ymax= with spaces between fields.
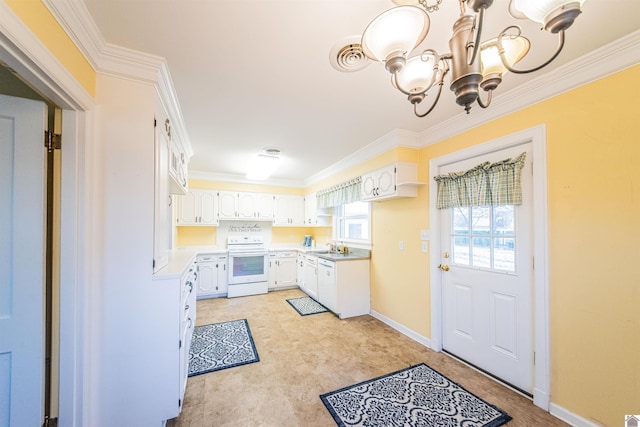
xmin=480 ymin=34 xmax=530 ymax=89
xmin=393 ymin=52 xmax=438 ymax=95
xmin=509 ymin=0 xmax=585 ymax=32
xmin=355 ymin=0 xmax=586 ymax=118
xmin=361 ymin=6 xmax=430 ymax=73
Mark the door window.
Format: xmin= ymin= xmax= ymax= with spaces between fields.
xmin=452 ymin=205 xmax=516 ymax=273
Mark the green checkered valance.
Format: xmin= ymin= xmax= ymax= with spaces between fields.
xmin=434 ymin=152 xmax=526 ymax=209
xmin=317 ymin=176 xmax=362 ymax=208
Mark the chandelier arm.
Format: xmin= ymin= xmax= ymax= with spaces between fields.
xmin=467 ymin=7 xmax=486 ymax=66
xmin=498 ymin=27 xmax=566 ymax=74
xmin=476 ymin=88 xmax=493 ymax=109
xmin=414 ymin=81 xmax=445 ymax=118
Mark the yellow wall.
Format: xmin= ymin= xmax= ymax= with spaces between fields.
xmin=301 ymin=66 xmax=640 ymax=425
xmin=6 ymin=0 xmax=96 ymax=96
xmin=414 ymin=66 xmax=638 ymax=425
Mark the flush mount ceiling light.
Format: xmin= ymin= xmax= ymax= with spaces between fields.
xmin=246 ymin=148 xmax=282 ymax=181
xmin=351 ymin=0 xmax=586 ymax=117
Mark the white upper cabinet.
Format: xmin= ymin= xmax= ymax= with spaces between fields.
xmin=304 ymin=192 xmax=331 ymax=227
xmin=361 ymin=162 xmax=422 ymax=202
xmin=238 ymin=192 xmax=274 ymax=220
xmin=168 ymin=135 xmax=188 ymax=195
xmin=273 ymin=195 xmax=305 ymax=226
xmin=218 ymin=191 xmax=238 ymax=220
xmin=176 ymin=189 xmax=218 ymax=226
xmin=219 ymin=191 xmax=274 ymax=221
xmin=153 ymin=113 xmax=171 ymax=273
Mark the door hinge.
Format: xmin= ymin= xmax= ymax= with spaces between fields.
xmin=44 ymin=131 xmax=61 ymax=152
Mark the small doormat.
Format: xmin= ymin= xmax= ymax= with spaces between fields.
xmin=286 ymin=296 xmax=329 ymax=316
xmin=188 ymin=319 xmax=259 ymax=377
xmin=320 ymin=363 xmax=512 ymax=427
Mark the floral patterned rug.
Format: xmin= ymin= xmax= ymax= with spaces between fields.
xmin=320 ymin=363 xmax=512 ymax=427
xmin=188 ymin=319 xmax=259 ymax=376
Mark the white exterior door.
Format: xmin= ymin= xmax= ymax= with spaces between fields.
xmin=439 ymin=143 xmax=533 ymax=393
xmin=0 ymin=94 xmax=47 ymax=427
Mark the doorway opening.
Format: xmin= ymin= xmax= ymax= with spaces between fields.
xmin=0 ymin=62 xmax=61 ymax=427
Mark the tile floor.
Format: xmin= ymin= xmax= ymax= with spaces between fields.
xmin=167 ymin=288 xmax=567 ymax=427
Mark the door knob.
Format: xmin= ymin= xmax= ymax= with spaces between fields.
xmin=438 ymin=264 xmax=450 ymax=272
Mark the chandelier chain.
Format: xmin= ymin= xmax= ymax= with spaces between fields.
xmin=418 ymin=0 xmax=443 ymax=13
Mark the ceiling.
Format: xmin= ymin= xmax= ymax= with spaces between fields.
xmin=81 ymin=0 xmax=640 ymax=186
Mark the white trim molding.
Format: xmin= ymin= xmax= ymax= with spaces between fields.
xmin=370 ymin=310 xmax=431 ymax=349
xmin=43 ymin=0 xmax=193 ymax=159
xmin=550 ymin=403 xmax=606 ymax=427
xmin=417 ymin=30 xmax=640 ymax=147
xmin=428 ymin=125 xmax=550 ymax=411
xmin=0 ymin=1 xmax=93 ymax=110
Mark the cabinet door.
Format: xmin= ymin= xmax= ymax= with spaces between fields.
xmin=198 ymin=190 xmax=218 ymax=225
xmin=376 ymin=165 xmax=396 ymax=198
xmin=254 ymin=193 xmax=274 ymax=220
xmin=268 ymin=254 xmax=278 ymax=288
xmin=285 ymin=196 xmax=305 ymax=226
xmin=278 ymin=256 xmax=297 ymax=287
xmin=238 ymin=192 xmax=257 ymax=219
xmin=177 ymin=192 xmax=198 ymax=225
xmin=273 ymin=195 xmax=292 ymax=225
xmin=304 ymin=193 xmax=317 ymax=225
xmin=216 ymin=255 xmax=228 ymax=295
xmin=196 ymin=261 xmax=217 ymax=296
xmin=218 ymin=191 xmax=238 ymax=219
xmin=297 ymin=254 xmax=306 ymax=291
xmin=153 ymin=118 xmax=171 ymax=272
xmin=361 ymin=173 xmax=377 ymax=200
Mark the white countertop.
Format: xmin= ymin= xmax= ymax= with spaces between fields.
xmin=153 ymin=247 xmax=199 ymax=279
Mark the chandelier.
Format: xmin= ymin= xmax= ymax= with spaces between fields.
xmin=358 ymin=0 xmax=586 ymax=117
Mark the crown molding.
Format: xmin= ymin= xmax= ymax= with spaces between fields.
xmin=0 ymin=1 xmax=93 ymax=110
xmin=417 ymin=29 xmax=640 ymax=147
xmin=303 ymin=128 xmax=421 ymax=186
xmin=43 ymin=0 xmax=193 ymax=157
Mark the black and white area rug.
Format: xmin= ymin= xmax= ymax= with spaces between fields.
xmin=320 ymin=363 xmax=512 ymax=427
xmin=188 ymin=319 xmax=259 ymax=377
xmin=286 ymin=296 xmax=329 ymax=316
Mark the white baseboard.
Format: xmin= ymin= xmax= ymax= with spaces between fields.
xmin=369 ymin=312 xmax=601 ymax=427
xmin=369 ymin=310 xmax=431 ymax=348
xmin=550 ymin=403 xmax=605 ymax=427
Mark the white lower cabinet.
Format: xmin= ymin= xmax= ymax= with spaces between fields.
xmin=297 ymin=253 xmax=306 ymax=291
xmin=196 ymin=253 xmax=228 ymax=298
xmin=268 ymin=251 xmax=298 ymax=290
xmin=179 ymin=266 xmax=197 ymax=402
xmin=317 ymin=258 xmax=370 ymax=319
xmin=152 ymin=257 xmax=197 ymax=422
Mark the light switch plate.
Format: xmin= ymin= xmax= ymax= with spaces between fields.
xmin=420 ymin=229 xmax=430 ymax=240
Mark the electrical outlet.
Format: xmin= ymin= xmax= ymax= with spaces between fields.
xmin=399 ymin=240 xmax=404 ymax=250
xmin=421 ymin=241 xmax=429 ymax=253
xmin=420 ymin=229 xmax=430 ymax=240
